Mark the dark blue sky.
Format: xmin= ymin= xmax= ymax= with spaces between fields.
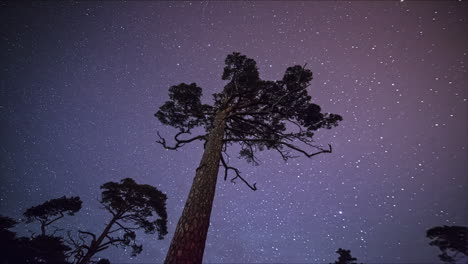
xmin=1 ymin=1 xmax=467 ymax=263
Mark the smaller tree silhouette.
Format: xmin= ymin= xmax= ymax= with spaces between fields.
xmin=0 ymin=215 xmax=17 ymax=240
xmin=427 ymin=225 xmax=468 ymax=263
xmin=331 ymin=248 xmax=362 ymax=264
xmin=21 ymin=235 xmax=72 ymax=264
xmin=24 ymin=196 xmax=82 ymax=235
xmin=72 ymin=178 xmax=168 ymax=264
xmin=0 ymin=215 xmax=71 ymax=264
xmin=0 ymin=215 xmax=21 ymax=262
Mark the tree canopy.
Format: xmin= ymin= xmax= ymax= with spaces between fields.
xmin=156 ymin=52 xmax=343 ymax=190
xmin=100 ymin=178 xmax=168 ymax=239
xmin=0 ymin=215 xmax=71 ymax=264
xmin=73 ymin=178 xmax=168 ymax=264
xmin=23 ymin=196 xmax=82 ymax=235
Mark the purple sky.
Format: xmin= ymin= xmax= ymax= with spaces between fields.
xmin=1 ymin=1 xmax=467 ymax=263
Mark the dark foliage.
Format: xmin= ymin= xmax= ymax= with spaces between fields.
xmin=22 ymin=235 xmax=71 ymax=264
xmin=0 ymin=215 xmax=17 ymax=230
xmin=156 ymin=52 xmax=342 ymax=189
xmin=156 ymin=83 xmax=213 ymax=130
xmin=0 ymin=215 xmax=21 ymax=263
xmin=0 ymin=215 xmax=17 ymax=240
xmin=427 ymin=225 xmax=468 ymax=263
xmin=331 ymin=248 xmax=362 ymax=264
xmin=100 ymin=178 xmax=168 ymax=239
xmin=1 ymin=178 xmax=167 ymax=264
xmin=71 ymin=178 xmax=168 ymax=264
xmin=24 ymin=196 xmax=82 ymax=235
xmin=1 ymin=215 xmax=71 ymax=264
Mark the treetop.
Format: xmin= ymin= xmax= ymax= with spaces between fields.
xmin=156 ymin=52 xmax=343 ymax=190
xmin=23 ymin=196 xmax=82 ymax=222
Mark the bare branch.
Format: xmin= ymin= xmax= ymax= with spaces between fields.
xmin=66 ymin=231 xmax=78 ymax=247
xmin=285 ymin=117 xmax=305 ymax=133
xmin=66 ymin=231 xmax=88 ymax=250
xmin=78 ymin=230 xmax=97 ymax=242
xmin=156 ymin=130 xmax=206 ymax=150
xmin=111 ymin=221 xmax=139 ymax=233
xmin=272 ymin=145 xmax=299 ymax=161
xmin=78 ymin=232 xmax=87 ymax=246
xmin=66 ymin=231 xmax=88 ymax=264
xmin=95 ymin=245 xmax=110 ymax=253
xmin=98 ymin=238 xmax=127 ymax=251
xmin=282 ymin=142 xmax=332 ymax=158
xmin=224 ymin=138 xmax=332 ymax=158
xmin=220 ymin=154 xmax=257 ymax=191
xmin=50 ymin=226 xmax=64 ymax=236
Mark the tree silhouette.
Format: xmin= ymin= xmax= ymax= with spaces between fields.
xmin=0 ymin=215 xmax=71 ymax=264
xmin=1 ymin=178 xmax=167 ymax=264
xmin=156 ymin=52 xmax=342 ymax=263
xmin=72 ymin=178 xmax=168 ymax=264
xmin=24 ymin=196 xmax=82 ymax=236
xmin=22 ymin=235 xmax=72 ymax=264
xmin=330 ymin=248 xmax=362 ymax=264
xmin=426 ymin=225 xmax=468 ymax=263
xmin=0 ymin=215 xmax=17 ymax=239
xmin=0 ymin=215 xmax=22 ymax=263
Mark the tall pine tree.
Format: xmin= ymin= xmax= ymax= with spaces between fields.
xmin=156 ymin=52 xmax=343 ymax=263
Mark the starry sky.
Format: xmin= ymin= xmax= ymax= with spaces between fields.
xmin=1 ymin=1 xmax=467 ymax=263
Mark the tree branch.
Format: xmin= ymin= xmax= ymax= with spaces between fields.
xmin=45 ymin=212 xmax=65 ymax=227
xmin=272 ymin=145 xmax=299 ymax=161
xmin=220 ymin=154 xmax=257 ymax=191
xmin=98 ymin=237 xmax=128 ymax=251
xmin=78 ymin=230 xmax=97 ymax=242
xmin=283 ymin=142 xmax=332 ymax=158
xmin=156 ymin=130 xmax=206 ymax=150
xmin=95 ymin=244 xmax=111 ymax=253
xmin=223 ymin=138 xmax=332 ymax=158
xmin=110 ymin=221 xmax=139 ymax=233
xmin=66 ymin=231 xmax=88 ymax=264
xmin=50 ymin=226 xmax=64 ymax=236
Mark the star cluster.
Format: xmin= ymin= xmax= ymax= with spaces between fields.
xmin=1 ymin=1 xmax=467 ymax=263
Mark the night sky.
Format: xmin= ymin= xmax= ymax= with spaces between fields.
xmin=1 ymin=1 xmax=467 ymax=263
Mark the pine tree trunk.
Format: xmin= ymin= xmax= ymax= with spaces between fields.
xmin=164 ymin=109 xmax=228 ymax=264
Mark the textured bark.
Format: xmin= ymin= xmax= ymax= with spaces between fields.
xmin=164 ymin=109 xmax=228 ymax=264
